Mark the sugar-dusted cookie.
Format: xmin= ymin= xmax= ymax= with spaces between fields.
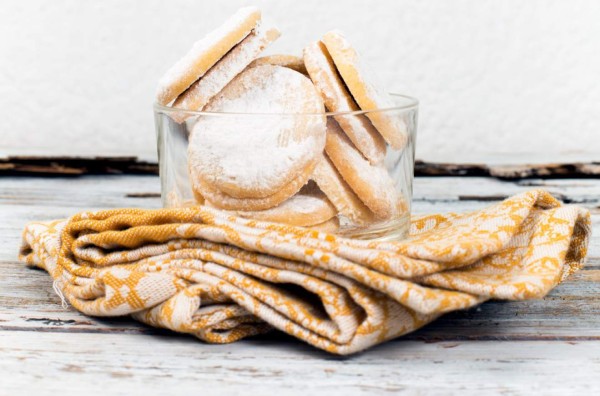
xmin=249 ymin=54 xmax=308 ymax=75
xmin=311 ymin=152 xmax=375 ymax=226
xmin=156 ymin=6 xmax=261 ymax=105
xmin=322 ymin=30 xmax=407 ymax=150
xmin=308 ymin=216 xmax=340 ymax=233
xmin=304 ymin=41 xmax=386 ymax=164
xmin=172 ymin=25 xmax=281 ymax=118
xmin=165 ymin=190 xmax=200 ymax=208
xmin=231 ymin=182 xmax=336 ymax=226
xmin=189 ymin=65 xmax=326 ymax=200
xmin=325 ymin=120 xmax=402 ymax=220
xmin=198 ymin=160 xmax=317 ymax=211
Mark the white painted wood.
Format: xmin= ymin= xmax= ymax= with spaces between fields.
xmin=1 ymin=332 xmax=600 ymax=395
xmin=2 ymin=175 xmax=600 ymax=209
xmin=1 ymin=175 xmax=599 ymax=394
xmin=3 ymin=175 xmax=598 ymax=262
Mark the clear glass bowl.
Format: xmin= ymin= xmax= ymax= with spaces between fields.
xmin=154 ymin=94 xmax=418 ymax=240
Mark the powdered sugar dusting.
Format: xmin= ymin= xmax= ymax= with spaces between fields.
xmin=189 ymin=65 xmax=326 ymax=198
xmin=323 ymin=30 xmax=408 ymax=149
xmin=232 ymin=183 xmax=336 ymax=226
xmin=249 ymin=54 xmax=307 ymax=75
xmin=156 ymin=6 xmax=260 ymax=104
xmin=312 ymin=153 xmax=374 ymax=225
xmin=326 ymin=120 xmax=401 ymax=219
xmin=173 ymin=24 xmax=280 ymax=112
xmin=304 ymin=41 xmax=386 ymax=164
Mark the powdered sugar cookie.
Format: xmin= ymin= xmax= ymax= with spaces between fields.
xmin=165 ymin=190 xmax=200 ymax=208
xmin=311 ymin=153 xmax=375 ymax=226
xmin=189 ymin=65 xmax=326 ymax=200
xmin=249 ymin=54 xmax=308 ymax=75
xmin=322 ymin=30 xmax=407 ymax=150
xmin=172 ymin=25 xmax=281 ymax=119
xmin=325 ymin=120 xmax=402 ymax=220
xmin=156 ymin=7 xmax=261 ymax=105
xmin=232 ymin=182 xmax=336 ymax=226
xmin=308 ymin=216 xmax=340 ymax=233
xmin=197 ymin=160 xmax=317 ymax=211
xmin=304 ymin=41 xmax=386 ymax=164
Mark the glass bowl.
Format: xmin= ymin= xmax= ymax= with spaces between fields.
xmin=154 ymin=93 xmax=418 ymax=240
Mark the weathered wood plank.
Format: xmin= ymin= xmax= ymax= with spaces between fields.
xmin=0 ymin=156 xmax=157 ymax=176
xmin=4 ymin=175 xmax=598 ymax=261
xmin=1 ymin=332 xmax=599 ymax=395
xmin=0 ymin=175 xmax=161 ymax=208
xmin=2 ymin=175 xmax=599 ymax=208
xmin=415 ymin=160 xmax=600 ymax=179
xmin=1 ymin=176 xmax=598 ymax=262
xmin=414 ymin=177 xmax=600 ymax=206
xmin=2 ymin=156 xmax=599 ymax=179
xmin=1 ymin=174 xmax=599 ymax=392
xmin=2 ymin=175 xmax=600 ymax=205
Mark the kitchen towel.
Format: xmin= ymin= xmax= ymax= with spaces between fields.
xmin=19 ymin=190 xmax=590 ymax=354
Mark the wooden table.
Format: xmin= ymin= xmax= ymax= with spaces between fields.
xmin=1 ymin=173 xmax=599 ymax=394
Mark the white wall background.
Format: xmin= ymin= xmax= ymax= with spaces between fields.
xmin=1 ymin=0 xmax=599 ymax=163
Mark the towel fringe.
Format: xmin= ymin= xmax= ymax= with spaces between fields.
xmin=52 ymin=279 xmax=69 ymax=310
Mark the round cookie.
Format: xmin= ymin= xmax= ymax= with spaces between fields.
xmin=249 ymin=54 xmax=308 ymax=75
xmin=308 ymin=216 xmax=340 ymax=233
xmin=324 ymin=120 xmax=402 ymax=220
xmin=311 ymin=152 xmax=375 ymax=226
xmin=231 ymin=182 xmax=336 ymax=226
xmin=156 ymin=6 xmax=261 ymax=105
xmin=172 ymin=25 xmax=281 ymax=121
xmin=198 ymin=159 xmax=317 ymax=211
xmin=304 ymin=41 xmax=386 ymax=164
xmin=321 ymin=30 xmax=407 ymax=150
xmin=188 ymin=65 xmax=326 ymax=200
xmin=165 ymin=190 xmax=200 ymax=208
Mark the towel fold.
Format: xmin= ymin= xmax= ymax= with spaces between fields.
xmin=19 ymin=190 xmax=590 ymax=354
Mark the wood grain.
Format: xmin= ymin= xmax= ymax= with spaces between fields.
xmin=1 ymin=332 xmax=599 ymax=395
xmin=415 ymin=160 xmax=600 ymax=179
xmin=1 ymin=174 xmax=599 ymax=393
xmin=3 ymin=155 xmax=599 ymax=179
xmin=0 ymin=156 xmax=157 ymax=176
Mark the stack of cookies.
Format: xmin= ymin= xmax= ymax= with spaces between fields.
xmin=156 ymin=7 xmax=408 ymax=232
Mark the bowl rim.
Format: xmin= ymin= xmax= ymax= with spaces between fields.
xmin=153 ymin=93 xmax=418 ymax=117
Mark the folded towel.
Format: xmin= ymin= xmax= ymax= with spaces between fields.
xmin=19 ymin=190 xmax=590 ymax=354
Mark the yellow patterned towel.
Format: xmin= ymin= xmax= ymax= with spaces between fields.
xmin=19 ymin=190 xmax=590 ymax=354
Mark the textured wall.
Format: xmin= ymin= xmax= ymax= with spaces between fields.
xmin=1 ymin=0 xmax=599 ymax=162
